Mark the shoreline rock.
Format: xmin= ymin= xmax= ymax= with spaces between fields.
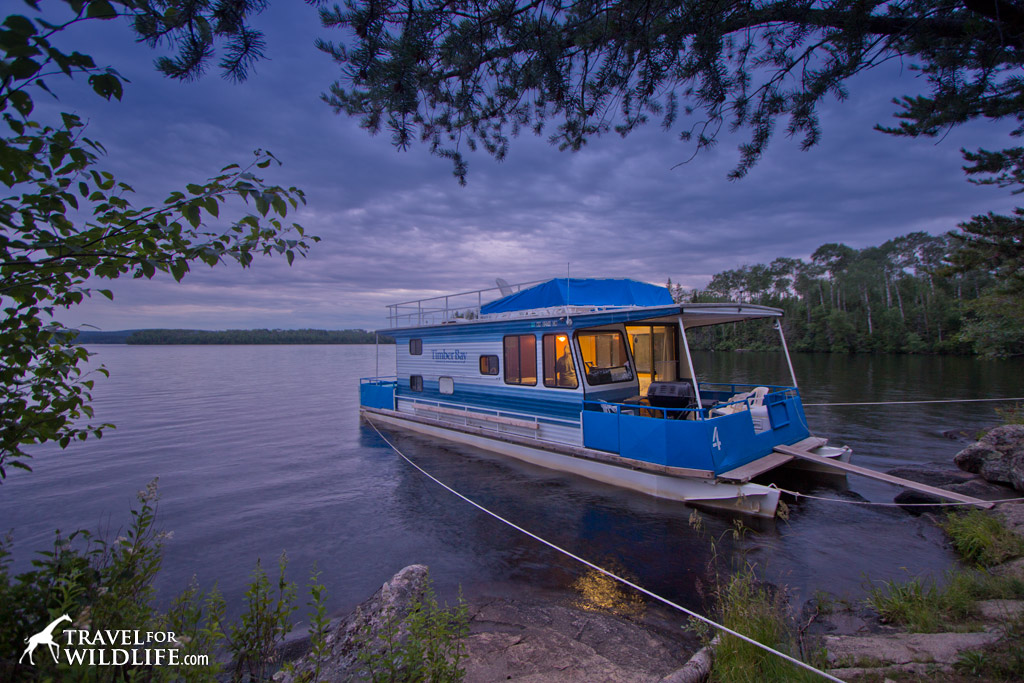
xmin=274 ymin=564 xmax=431 ymax=682
xmin=953 ymin=424 xmax=1024 ymax=492
xmin=886 ymin=461 xmax=1019 ymax=513
xmin=276 ymin=566 xmax=699 ymax=682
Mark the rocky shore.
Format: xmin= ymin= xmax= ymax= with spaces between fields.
xmin=276 ymin=426 xmax=1024 ymax=682
xmin=811 ymin=500 xmax=1024 ymax=680
xmin=274 ymin=564 xmax=703 ymax=682
xmin=816 ymin=424 xmax=1024 ymax=680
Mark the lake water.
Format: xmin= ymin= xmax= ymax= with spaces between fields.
xmin=2 ymin=345 xmax=1021 ymax=625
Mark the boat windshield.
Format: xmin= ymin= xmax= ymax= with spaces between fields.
xmin=576 ymin=330 xmax=634 ymax=385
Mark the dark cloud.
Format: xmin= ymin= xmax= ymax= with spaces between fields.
xmin=51 ymin=5 xmax=1020 ymax=332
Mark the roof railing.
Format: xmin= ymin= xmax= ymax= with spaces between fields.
xmin=383 ymin=279 xmax=672 ymax=328
xmin=385 ymin=280 xmax=545 ymax=329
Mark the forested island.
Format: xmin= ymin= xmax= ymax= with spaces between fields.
xmin=674 ymin=229 xmax=1022 ymax=358
xmin=75 ymin=329 xmax=394 ymax=345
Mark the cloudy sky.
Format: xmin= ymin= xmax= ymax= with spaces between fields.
xmin=42 ymin=3 xmax=1020 ymax=332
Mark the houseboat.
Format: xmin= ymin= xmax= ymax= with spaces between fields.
xmin=359 ymin=278 xmax=852 ymax=517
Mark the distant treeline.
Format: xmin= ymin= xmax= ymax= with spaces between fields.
xmin=671 ymin=229 xmax=1022 ymax=358
xmin=120 ymin=329 xmax=393 ymax=345
xmin=73 ymin=329 xmax=140 ymax=344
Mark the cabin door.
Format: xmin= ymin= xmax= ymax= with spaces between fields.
xmin=626 ymin=325 xmax=680 ymax=396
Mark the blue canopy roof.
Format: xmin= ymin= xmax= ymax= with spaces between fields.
xmin=481 ymin=278 xmax=674 ymax=315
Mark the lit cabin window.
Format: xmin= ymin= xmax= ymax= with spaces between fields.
xmin=503 ymin=335 xmax=537 ymax=386
xmin=439 ymin=376 xmax=454 ymax=395
xmin=576 ymin=330 xmax=634 ymax=385
xmin=479 ymin=355 xmax=499 ymax=375
xmin=543 ymin=334 xmax=578 ymax=389
xmin=410 ymin=375 xmax=423 ymax=392
xmin=409 ymin=339 xmax=423 ymax=355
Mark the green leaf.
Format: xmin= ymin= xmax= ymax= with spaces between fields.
xmin=88 ymin=73 xmax=123 ymax=101
xmin=61 ymin=112 xmax=82 ymax=129
xmin=10 ymin=57 xmax=41 ymax=80
xmin=182 ymin=203 xmax=201 ymax=228
xmin=203 ymin=196 xmax=219 ymax=217
xmin=9 ymin=90 xmax=33 ymax=116
xmin=271 ymin=195 xmax=287 ymax=216
xmin=169 ymin=260 xmax=189 ymax=281
xmin=85 ymin=0 xmax=118 ymax=19
xmin=254 ymin=195 xmax=269 ymax=216
xmin=2 ymin=15 xmax=37 ymax=37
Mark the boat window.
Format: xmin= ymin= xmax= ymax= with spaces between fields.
xmin=439 ymin=376 xmax=454 ymax=395
xmin=410 ymin=375 xmax=423 ymax=392
xmin=543 ymin=334 xmax=578 ymax=389
xmin=503 ymin=335 xmax=537 ymax=386
xmin=479 ymin=355 xmax=499 ymax=375
xmin=576 ymin=330 xmax=634 ymax=385
xmin=409 ymin=339 xmax=422 ymax=355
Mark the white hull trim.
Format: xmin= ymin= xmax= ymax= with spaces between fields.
xmin=361 ymin=407 xmax=781 ymax=518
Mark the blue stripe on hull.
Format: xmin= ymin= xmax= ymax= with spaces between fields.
xmin=396 ymin=383 xmax=582 ymax=423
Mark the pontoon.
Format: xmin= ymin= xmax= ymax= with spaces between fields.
xmin=359 ymin=278 xmax=851 ymax=517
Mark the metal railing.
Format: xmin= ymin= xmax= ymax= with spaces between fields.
xmin=385 ymin=280 xmax=544 ymax=329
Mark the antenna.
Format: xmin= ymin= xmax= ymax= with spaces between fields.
xmin=565 ymin=263 xmax=571 ymax=324
xmin=495 ymin=278 xmax=513 ymax=296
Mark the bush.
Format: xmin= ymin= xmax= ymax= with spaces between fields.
xmin=0 ymin=481 xmax=316 ymax=682
xmin=356 ymin=575 xmax=468 ymax=682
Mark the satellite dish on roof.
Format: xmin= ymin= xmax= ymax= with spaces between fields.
xmin=496 ymin=278 xmax=513 ymax=296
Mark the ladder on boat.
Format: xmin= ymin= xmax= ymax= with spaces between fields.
xmin=718 ymin=437 xmax=995 ymax=509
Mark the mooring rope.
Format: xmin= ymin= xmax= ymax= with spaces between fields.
xmin=804 ymin=397 xmax=1024 ymax=407
xmin=365 ymin=418 xmax=844 ymax=683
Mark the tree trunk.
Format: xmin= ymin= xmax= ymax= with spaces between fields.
xmin=862 ymin=285 xmax=873 ymax=336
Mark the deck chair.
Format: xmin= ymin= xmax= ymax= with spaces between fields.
xmin=712 ymin=387 xmax=769 ymax=416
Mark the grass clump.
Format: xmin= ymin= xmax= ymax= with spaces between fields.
xmin=867 ymin=569 xmax=1024 ymax=633
xmin=954 ymin=611 xmax=1024 ymax=680
xmin=711 ymin=566 xmax=825 ymax=683
xmin=867 ymin=573 xmax=971 ymax=632
xmin=941 ymin=509 xmax=1024 ymax=568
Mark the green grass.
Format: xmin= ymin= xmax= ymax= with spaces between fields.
xmin=954 ymin=611 xmax=1024 ymax=681
xmin=711 ymin=568 xmax=826 ymax=683
xmin=867 ymin=570 xmax=1024 ymax=633
xmin=941 ymin=509 xmax=1024 ymax=568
